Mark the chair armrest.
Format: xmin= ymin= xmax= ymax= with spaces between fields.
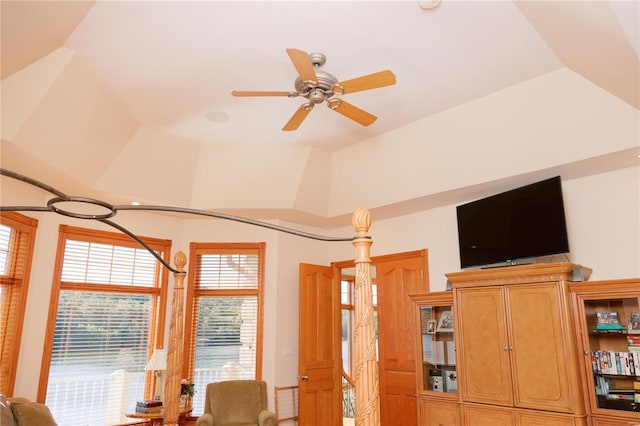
xmin=258 ymin=409 xmax=277 ymax=426
xmin=196 ymin=412 xmax=214 ymax=426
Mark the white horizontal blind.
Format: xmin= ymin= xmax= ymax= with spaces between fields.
xmin=46 ymin=235 xmax=165 ymax=426
xmin=0 ymin=225 xmax=10 ymax=275
xmin=188 ymin=246 xmax=264 ymax=416
xmin=61 ymin=240 xmax=156 ymax=286
xmin=197 ymin=252 xmax=260 ymax=289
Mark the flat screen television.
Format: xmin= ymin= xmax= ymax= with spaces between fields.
xmin=456 ymin=176 xmax=570 ymax=269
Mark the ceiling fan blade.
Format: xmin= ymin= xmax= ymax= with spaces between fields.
xmin=286 ymin=48 xmax=318 ymax=84
xmin=336 ymin=70 xmax=396 ymax=94
xmin=328 ymin=99 xmax=377 ymax=126
xmin=231 ymin=90 xmax=297 ymax=97
xmin=282 ymin=104 xmax=313 ymax=131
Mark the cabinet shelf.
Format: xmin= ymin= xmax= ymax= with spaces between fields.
xmin=594 ymin=372 xmax=640 ymax=378
xmin=596 ymin=395 xmax=638 ymax=412
xmin=570 ymin=278 xmax=640 ymax=423
xmin=590 ymin=329 xmax=629 ymax=335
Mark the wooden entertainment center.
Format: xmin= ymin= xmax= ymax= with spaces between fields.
xmin=411 ymin=262 xmax=640 ymax=425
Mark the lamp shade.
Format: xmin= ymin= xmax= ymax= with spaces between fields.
xmin=145 ymin=348 xmax=167 ymax=371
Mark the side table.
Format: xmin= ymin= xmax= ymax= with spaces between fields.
xmin=126 ymin=407 xmax=193 ymax=426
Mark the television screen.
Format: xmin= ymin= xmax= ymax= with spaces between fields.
xmin=456 ymin=176 xmax=570 ymax=269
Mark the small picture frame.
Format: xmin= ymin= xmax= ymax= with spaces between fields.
xmin=437 ymin=310 xmax=454 ymax=332
xmin=629 ymin=313 xmax=640 ymax=334
xmin=425 ymin=319 xmax=437 ymax=334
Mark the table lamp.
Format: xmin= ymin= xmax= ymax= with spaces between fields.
xmin=145 ymin=348 xmax=167 ymax=402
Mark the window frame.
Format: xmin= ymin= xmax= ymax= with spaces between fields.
xmin=0 ymin=212 xmax=38 ymax=396
xmin=38 ymin=224 xmax=171 ymax=404
xmin=183 ymin=242 xmax=266 ymax=385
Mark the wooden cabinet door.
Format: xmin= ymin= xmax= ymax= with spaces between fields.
xmin=507 ymin=283 xmax=572 ymax=413
xmin=463 ymin=404 xmax=514 ymax=426
xmin=456 ymin=286 xmax=513 ymax=406
xmin=418 ymin=398 xmax=460 ymax=426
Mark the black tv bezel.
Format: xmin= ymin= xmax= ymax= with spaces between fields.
xmin=456 ymin=176 xmax=570 ymax=269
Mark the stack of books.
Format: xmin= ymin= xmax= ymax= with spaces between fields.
xmin=135 ymin=400 xmax=163 ymax=414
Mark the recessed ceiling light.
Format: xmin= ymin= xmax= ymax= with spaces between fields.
xmin=418 ymin=0 xmax=441 ymax=10
xmin=205 ymin=111 xmax=230 ymax=123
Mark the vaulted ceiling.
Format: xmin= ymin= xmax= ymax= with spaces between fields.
xmin=1 ymin=1 xmax=638 ymax=228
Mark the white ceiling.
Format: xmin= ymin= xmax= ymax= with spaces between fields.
xmin=1 ymin=0 xmax=639 ymax=227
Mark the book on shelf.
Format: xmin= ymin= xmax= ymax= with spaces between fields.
xmin=595 ymin=311 xmax=623 ymax=330
xmin=136 ymin=400 xmax=163 ymax=408
xmin=136 ymin=405 xmax=162 ymax=414
xmin=591 ymin=350 xmax=640 ymax=376
xmin=628 ymin=335 xmax=640 ymax=352
xmin=605 ymin=393 xmax=634 ymax=401
xmin=629 ymin=312 xmax=640 ymax=334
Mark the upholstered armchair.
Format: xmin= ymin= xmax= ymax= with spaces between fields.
xmin=1 ymin=396 xmax=58 ymax=426
xmin=196 ymin=380 xmax=277 ymax=426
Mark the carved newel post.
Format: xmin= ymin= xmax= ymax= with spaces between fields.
xmin=164 ymin=251 xmax=187 ymax=425
xmin=352 ymin=207 xmax=380 ymax=426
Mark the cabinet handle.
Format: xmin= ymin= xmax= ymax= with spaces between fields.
xmin=509 ymin=346 xmax=513 ymax=350
xmin=504 ymin=346 xmax=508 ymax=351
xmin=298 ymin=375 xmax=309 ymax=380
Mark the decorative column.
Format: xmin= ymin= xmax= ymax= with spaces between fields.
xmin=352 ymin=207 xmax=380 ymax=426
xmin=163 ymin=251 xmax=187 ymax=425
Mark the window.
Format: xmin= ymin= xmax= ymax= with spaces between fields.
xmin=41 ymin=225 xmax=171 ymax=426
xmin=0 ymin=212 xmax=38 ymax=396
xmin=184 ymin=242 xmax=265 ymax=416
xmin=341 ymin=271 xmax=377 ymax=377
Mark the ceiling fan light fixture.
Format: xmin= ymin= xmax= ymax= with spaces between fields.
xmin=231 ymin=48 xmax=396 ymax=130
xmin=308 ymin=89 xmax=326 ymax=104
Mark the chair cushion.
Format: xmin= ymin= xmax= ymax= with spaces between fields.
xmin=8 ymin=397 xmax=58 ymax=426
xmin=211 ymin=381 xmax=263 ymax=425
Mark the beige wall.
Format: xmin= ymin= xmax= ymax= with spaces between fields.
xmin=4 ymin=164 xmax=638 ymax=403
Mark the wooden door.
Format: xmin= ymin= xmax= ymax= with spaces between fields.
xmin=376 ymin=252 xmax=428 ymax=426
xmin=456 ymin=286 xmax=513 ymax=407
xmin=298 ymin=263 xmax=342 ymax=426
xmin=507 ymin=283 xmax=572 ymax=413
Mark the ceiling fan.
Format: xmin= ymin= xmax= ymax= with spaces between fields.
xmin=231 ymin=48 xmax=396 ymax=131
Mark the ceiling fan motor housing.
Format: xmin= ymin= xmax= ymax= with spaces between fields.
xmin=295 ymin=70 xmax=338 ymax=100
